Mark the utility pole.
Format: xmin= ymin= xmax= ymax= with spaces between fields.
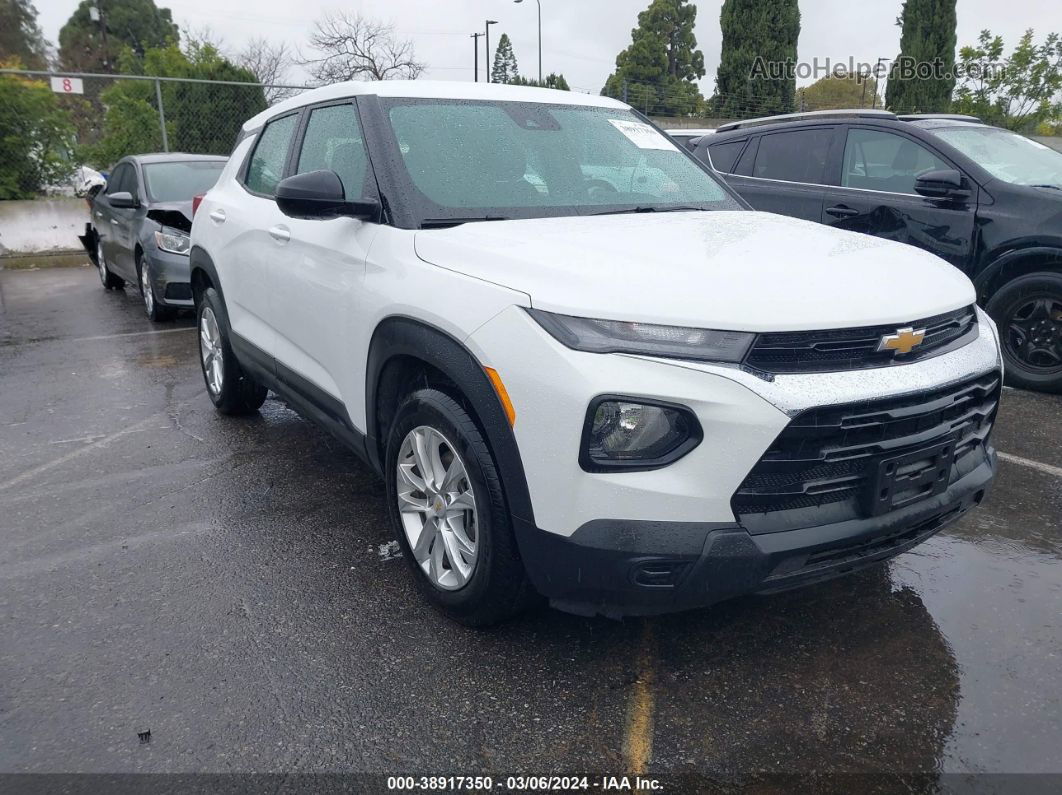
xmin=470 ymin=32 xmax=483 ymax=82
xmin=89 ymin=2 xmax=110 ymax=71
xmin=485 ymin=20 xmax=498 ymax=82
xmin=872 ymin=57 xmax=888 ymax=109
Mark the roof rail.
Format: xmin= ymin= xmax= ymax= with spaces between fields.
xmin=897 ymin=113 xmax=982 ymax=123
xmin=716 ymin=109 xmax=896 ymax=133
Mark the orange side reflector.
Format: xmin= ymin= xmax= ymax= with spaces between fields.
xmin=484 ymin=367 xmax=516 ymax=427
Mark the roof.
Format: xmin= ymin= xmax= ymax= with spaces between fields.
xmin=241 ymin=80 xmax=629 ymax=133
xmin=128 ymin=153 xmax=228 ymax=164
xmin=716 ymin=109 xmax=895 ymax=133
xmin=666 ymin=128 xmax=716 ymax=136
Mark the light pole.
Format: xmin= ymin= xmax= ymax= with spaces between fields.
xmin=470 ymin=32 xmax=483 ymax=82
xmin=514 ymin=0 xmax=542 ymax=83
xmin=871 ymin=57 xmax=888 ymax=109
xmin=485 ymin=20 xmax=498 ymax=82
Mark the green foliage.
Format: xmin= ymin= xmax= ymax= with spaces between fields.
xmin=0 ymin=0 xmax=49 ymax=69
xmin=884 ymin=0 xmax=957 ymax=113
xmin=713 ymin=0 xmax=800 ymax=118
xmin=801 ymin=74 xmax=881 ymax=110
xmin=0 ymin=73 xmax=77 ymax=198
xmin=57 ymin=0 xmax=178 ymax=72
xmin=511 ymin=73 xmax=571 ymax=91
xmin=88 ymin=42 xmax=266 ymax=167
xmin=491 ymin=33 xmax=519 ymax=84
xmin=952 ymin=30 xmax=1062 ymax=132
xmin=602 ymin=0 xmax=706 ymax=116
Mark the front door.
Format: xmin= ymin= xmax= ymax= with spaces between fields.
xmin=820 ymin=126 xmax=977 ymax=270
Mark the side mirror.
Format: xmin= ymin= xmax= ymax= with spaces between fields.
xmin=915 ymin=169 xmax=970 ymax=201
xmin=275 ymin=170 xmax=381 ymax=222
xmin=108 ymin=191 xmax=138 ymax=208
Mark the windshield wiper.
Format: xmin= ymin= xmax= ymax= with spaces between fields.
xmin=588 ymin=206 xmax=710 ymax=217
xmin=420 ymin=215 xmax=509 ymax=229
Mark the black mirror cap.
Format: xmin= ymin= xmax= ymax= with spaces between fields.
xmin=915 ymin=169 xmax=970 ymax=200
xmin=107 ymin=191 xmax=138 ymax=208
xmin=275 ymin=170 xmax=381 ymax=222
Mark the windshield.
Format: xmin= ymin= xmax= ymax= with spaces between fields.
xmin=381 ymin=99 xmax=742 ymax=225
xmin=143 ymin=161 xmax=226 ymax=202
xmin=929 ymin=126 xmax=1062 ymax=187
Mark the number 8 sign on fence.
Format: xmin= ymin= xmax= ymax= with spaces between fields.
xmin=50 ymin=77 xmax=84 ymax=95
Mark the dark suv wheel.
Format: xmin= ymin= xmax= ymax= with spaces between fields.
xmin=986 ymin=272 xmax=1062 ymax=393
xmin=197 ymin=287 xmax=268 ymax=414
xmin=384 ymin=388 xmax=536 ymax=626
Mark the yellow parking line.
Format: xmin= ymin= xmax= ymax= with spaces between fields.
xmin=624 ymin=619 xmax=657 ymax=775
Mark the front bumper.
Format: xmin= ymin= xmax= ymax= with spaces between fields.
xmin=516 ymin=446 xmax=995 ymax=617
xmin=145 ymin=248 xmax=193 ymax=307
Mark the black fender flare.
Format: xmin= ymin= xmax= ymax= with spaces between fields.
xmin=188 ymin=245 xmax=225 ymax=306
xmin=365 ymin=316 xmax=535 ymax=526
xmin=974 ymin=246 xmax=1062 ymax=299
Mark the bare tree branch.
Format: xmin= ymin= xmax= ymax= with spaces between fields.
xmin=238 ymin=37 xmax=297 ymax=103
xmin=297 ymin=11 xmax=425 ymax=84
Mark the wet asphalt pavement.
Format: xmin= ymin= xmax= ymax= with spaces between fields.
xmin=0 ymin=265 xmax=1060 ymax=783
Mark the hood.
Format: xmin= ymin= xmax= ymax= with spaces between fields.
xmin=146 ymin=201 xmax=193 ymax=234
xmin=414 ymin=211 xmax=976 ymax=332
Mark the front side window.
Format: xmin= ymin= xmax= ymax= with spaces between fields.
xmin=143 ymin=161 xmax=225 ymax=202
xmin=245 ymin=114 xmax=298 ymax=196
xmin=928 ymin=126 xmax=1062 ymax=187
xmin=295 ymin=104 xmax=369 ymax=200
xmin=842 ymin=129 xmax=949 ymax=194
xmin=752 ymin=129 xmax=834 ymax=184
xmin=382 ymin=99 xmax=740 ymax=224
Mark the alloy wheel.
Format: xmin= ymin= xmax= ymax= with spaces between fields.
xmin=1006 ymin=295 xmax=1062 ymax=372
xmin=96 ymin=242 xmax=108 ymax=286
xmin=199 ymin=307 xmax=224 ymax=396
xmin=395 ymin=426 xmax=479 ymax=591
xmin=140 ymin=263 xmax=154 ymax=316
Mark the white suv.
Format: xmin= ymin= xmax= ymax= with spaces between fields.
xmin=191 ymin=81 xmax=1002 ymax=624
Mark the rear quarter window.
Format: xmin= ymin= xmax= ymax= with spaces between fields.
xmin=707 ymin=139 xmax=747 ymax=173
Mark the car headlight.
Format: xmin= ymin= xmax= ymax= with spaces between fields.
xmin=154 ymin=228 xmax=190 ymax=255
xmin=581 ymin=397 xmax=702 ymax=471
xmin=528 ymin=309 xmax=755 ymax=363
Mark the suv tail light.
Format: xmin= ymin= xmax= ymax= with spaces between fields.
xmin=192 ymin=194 xmax=205 ymax=217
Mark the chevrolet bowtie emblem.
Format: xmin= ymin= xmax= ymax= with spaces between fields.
xmin=878 ymin=326 xmax=927 ymax=355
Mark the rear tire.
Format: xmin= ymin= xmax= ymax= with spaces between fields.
xmin=384 ymin=388 xmax=536 ymax=626
xmin=138 ymin=255 xmax=175 ymax=322
xmin=986 ymin=272 xmax=1062 ymax=394
xmin=197 ymin=287 xmax=268 ymax=415
xmin=96 ymin=239 xmax=124 ymax=290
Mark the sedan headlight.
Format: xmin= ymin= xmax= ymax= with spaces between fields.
xmin=154 ymin=228 xmax=190 ymax=255
xmin=528 ymin=309 xmax=755 ymax=363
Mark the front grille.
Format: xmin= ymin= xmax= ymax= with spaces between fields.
xmin=744 ymin=305 xmax=977 ymax=374
xmin=733 ymin=371 xmax=1000 ymax=534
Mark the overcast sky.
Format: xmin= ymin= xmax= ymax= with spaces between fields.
xmin=37 ymin=0 xmax=1058 ymax=93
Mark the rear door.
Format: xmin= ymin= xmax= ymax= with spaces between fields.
xmin=723 ymin=126 xmax=841 ymax=222
xmin=108 ymin=162 xmax=143 ymax=279
xmin=820 ymin=125 xmax=977 ymax=269
xmin=97 ymin=163 xmax=131 ymax=269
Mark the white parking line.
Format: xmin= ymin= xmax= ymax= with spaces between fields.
xmin=70 ymin=327 xmax=196 ymax=343
xmin=998 ymin=452 xmax=1062 ymax=479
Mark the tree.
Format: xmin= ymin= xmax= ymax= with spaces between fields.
xmin=237 ymin=37 xmax=297 ymax=104
xmin=801 ymin=74 xmax=881 ymax=110
xmin=491 ymin=33 xmax=519 ymax=84
xmin=57 ymin=0 xmax=178 ymax=72
xmin=952 ymin=30 xmax=1062 ymax=131
xmin=512 ymin=72 xmax=570 ymax=91
xmin=88 ymin=42 xmax=266 ymax=166
xmin=0 ymin=71 xmax=77 ymax=198
xmin=601 ymin=0 xmax=706 ymax=116
xmin=884 ymin=0 xmax=957 ymax=113
xmin=298 ymin=11 xmax=424 ymax=83
xmin=0 ymin=0 xmax=49 ymax=69
xmin=714 ymin=0 xmax=800 ymax=119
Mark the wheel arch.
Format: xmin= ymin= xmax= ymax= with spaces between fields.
xmin=189 ymin=245 xmax=224 ymax=308
xmin=975 ymin=246 xmax=1062 ymax=303
xmin=365 ymin=316 xmax=535 ymax=525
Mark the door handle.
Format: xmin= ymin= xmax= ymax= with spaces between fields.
xmin=110 ymin=218 xmax=119 ymax=225
xmin=209 ymin=209 xmax=226 ymax=223
xmin=268 ymin=225 xmax=290 ymax=243
xmin=826 ymin=205 xmax=860 ymax=219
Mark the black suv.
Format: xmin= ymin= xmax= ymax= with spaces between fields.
xmin=690 ymin=110 xmax=1062 ymax=393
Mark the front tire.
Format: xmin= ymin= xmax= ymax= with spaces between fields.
xmin=197 ymin=287 xmax=268 ymax=415
xmin=986 ymin=272 xmax=1062 ymax=393
xmin=385 ymin=388 xmax=536 ymax=626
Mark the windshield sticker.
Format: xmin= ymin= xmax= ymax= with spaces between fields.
xmin=609 ymin=119 xmax=678 ymax=151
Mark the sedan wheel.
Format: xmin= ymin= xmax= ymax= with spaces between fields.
xmin=199 ymin=306 xmax=225 ymax=397
xmin=140 ymin=262 xmax=155 ymax=316
xmin=96 ymin=239 xmax=123 ymax=290
xmin=395 ymin=425 xmax=479 ymax=591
